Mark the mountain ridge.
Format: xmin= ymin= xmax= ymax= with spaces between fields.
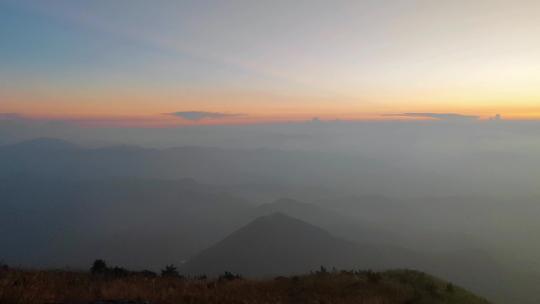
xmin=181 ymin=212 xmax=417 ymax=276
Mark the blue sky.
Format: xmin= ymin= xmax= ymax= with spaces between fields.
xmin=1 ymin=0 xmax=539 ymax=124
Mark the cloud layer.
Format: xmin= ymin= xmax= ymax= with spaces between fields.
xmin=389 ymin=113 xmax=479 ymax=121
xmin=167 ymin=111 xmax=244 ymax=121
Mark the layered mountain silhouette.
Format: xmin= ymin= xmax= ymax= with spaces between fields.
xmin=0 ymin=177 xmax=252 ymax=269
xmin=181 ymin=212 xmax=506 ymax=302
xmin=4 ymin=137 xmax=79 ymax=152
xmin=181 ymin=212 xmax=418 ymax=276
xmin=0 ymin=138 xmax=396 ymax=196
xmin=0 ymin=138 xmax=525 ymax=303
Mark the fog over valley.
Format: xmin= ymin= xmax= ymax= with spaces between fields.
xmin=1 ymin=118 xmax=540 ymax=303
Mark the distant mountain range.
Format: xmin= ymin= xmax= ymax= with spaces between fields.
xmin=1 ymin=138 xmax=538 ymax=303
xmin=0 ymin=177 xmax=252 ymax=269
xmin=0 ymin=178 xmax=392 ymax=270
xmin=0 ymin=137 xmax=431 ymax=199
xmin=0 ymin=175 xmax=506 ymax=301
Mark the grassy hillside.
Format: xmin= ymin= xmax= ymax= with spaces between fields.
xmin=0 ymin=267 xmax=489 ymax=304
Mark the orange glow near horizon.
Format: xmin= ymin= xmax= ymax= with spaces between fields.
xmin=2 ymin=2 xmax=540 ymax=127
xmin=0 ymin=1 xmax=540 ymax=127
xmin=4 ymin=106 xmax=540 ymax=128
xmin=3 ymin=87 xmax=540 ymax=127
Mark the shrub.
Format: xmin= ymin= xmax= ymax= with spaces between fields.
xmin=366 ymin=270 xmax=382 ymax=284
xmin=111 ymin=266 xmax=130 ymax=277
xmin=219 ymin=271 xmax=242 ymax=281
xmin=90 ymin=259 xmax=108 ymax=275
xmin=161 ymin=264 xmax=181 ymax=278
xmin=193 ymin=274 xmax=207 ymax=281
xmin=446 ymin=283 xmax=455 ymax=293
xmin=316 ymin=265 xmax=328 ymax=275
xmin=138 ymin=270 xmax=158 ymax=278
xmin=425 ymin=281 xmax=438 ymax=295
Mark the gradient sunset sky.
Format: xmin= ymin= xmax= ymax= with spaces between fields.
xmin=1 ymin=0 xmax=540 ymax=126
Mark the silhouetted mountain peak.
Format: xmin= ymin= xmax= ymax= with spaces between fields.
xmin=272 ymin=197 xmax=312 ymax=207
xmin=257 ymin=198 xmax=323 ymax=215
xmin=240 ymin=212 xmax=331 ymax=237
xmin=180 ymin=213 xmax=361 ymax=276
xmin=252 ymin=211 xmax=296 ymax=222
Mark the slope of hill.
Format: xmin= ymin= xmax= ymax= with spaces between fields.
xmin=181 ymin=212 xmax=421 ymax=276
xmin=181 ymin=212 xmax=510 ymax=303
xmin=0 ymin=267 xmax=491 ymax=304
xmin=254 ymin=198 xmax=397 ymax=244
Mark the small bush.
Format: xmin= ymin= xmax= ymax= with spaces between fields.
xmin=161 ymin=264 xmax=181 ymax=278
xmin=137 ymin=270 xmax=158 ymax=278
xmin=425 ymin=281 xmax=438 ymax=296
xmin=194 ymin=274 xmax=207 ymax=281
xmin=219 ymin=271 xmax=242 ymax=281
xmin=90 ymin=259 xmax=108 ymax=275
xmin=446 ymin=283 xmax=455 ymax=293
xmin=316 ymin=265 xmax=328 ymax=275
xmin=111 ymin=266 xmax=130 ymax=278
xmin=366 ymin=270 xmax=382 ymax=284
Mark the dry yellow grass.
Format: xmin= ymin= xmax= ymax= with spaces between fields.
xmin=0 ymin=267 xmax=490 ymax=304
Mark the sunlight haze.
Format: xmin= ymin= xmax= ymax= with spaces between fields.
xmin=2 ymin=0 xmax=540 ymax=125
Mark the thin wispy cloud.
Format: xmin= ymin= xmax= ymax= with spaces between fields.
xmin=167 ymin=111 xmax=245 ymax=121
xmin=386 ymin=113 xmax=479 ymax=121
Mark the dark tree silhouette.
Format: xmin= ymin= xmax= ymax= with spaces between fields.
xmin=219 ymin=271 xmax=242 ymax=281
xmin=161 ymin=264 xmax=180 ymax=277
xmin=90 ymin=259 xmax=108 ymax=274
xmin=0 ymin=261 xmax=8 ymax=271
xmin=111 ymin=266 xmax=129 ymax=277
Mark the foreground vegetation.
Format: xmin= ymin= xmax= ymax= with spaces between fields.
xmin=0 ymin=264 xmax=489 ymax=304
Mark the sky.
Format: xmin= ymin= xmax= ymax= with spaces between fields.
xmin=1 ymin=0 xmax=540 ymax=126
